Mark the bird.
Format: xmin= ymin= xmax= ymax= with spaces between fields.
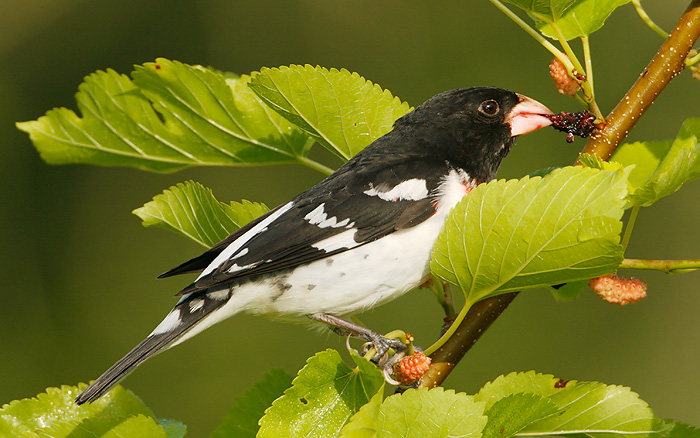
xmin=76 ymin=86 xmax=553 ymax=404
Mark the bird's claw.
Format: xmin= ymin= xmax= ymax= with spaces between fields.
xmin=361 ymin=334 xmax=407 ymax=366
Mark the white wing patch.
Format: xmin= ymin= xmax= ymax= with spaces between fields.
xmin=151 ymin=309 xmax=181 ymax=335
xmin=189 ymin=299 xmax=205 ymax=312
xmin=227 ymin=261 xmax=262 ymax=274
xmin=208 ymin=289 xmax=230 ymax=300
xmin=304 ymin=203 xmax=353 ymax=229
xmin=197 ymin=201 xmax=294 ymax=280
xmin=312 ymin=228 xmax=359 ymax=252
xmin=364 ymin=179 xmax=429 ymax=202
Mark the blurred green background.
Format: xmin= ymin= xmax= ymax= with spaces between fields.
xmin=1 ymin=0 xmax=699 ymax=435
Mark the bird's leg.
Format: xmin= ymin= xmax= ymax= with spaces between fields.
xmin=309 ymin=313 xmax=406 ymax=363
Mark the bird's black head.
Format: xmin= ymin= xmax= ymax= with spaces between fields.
xmin=393 ymin=87 xmax=553 ymax=182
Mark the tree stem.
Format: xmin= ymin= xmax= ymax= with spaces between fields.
xmin=580 ymin=0 xmax=700 ymax=161
xmin=419 ymin=293 xmax=518 ymax=388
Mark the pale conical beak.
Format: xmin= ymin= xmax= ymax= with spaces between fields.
xmin=507 ymin=94 xmax=554 ymax=136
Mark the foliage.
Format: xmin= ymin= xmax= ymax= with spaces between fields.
xmin=430 ymin=166 xmax=629 ymax=305
xmin=611 ymin=118 xmax=700 ymax=207
xmin=248 ymin=65 xmax=412 ymax=161
xmin=0 ymin=383 xmax=185 ymax=438
xmin=12 ymin=0 xmax=700 ymax=436
xmin=211 ymin=369 xmax=293 ymax=438
xmin=2 ymin=366 xmax=683 ymax=438
xmin=133 ymin=180 xmax=269 ymax=247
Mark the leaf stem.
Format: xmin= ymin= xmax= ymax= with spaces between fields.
xmin=297 ymin=156 xmax=335 ymax=175
xmin=487 ymin=0 xmax=571 ymax=69
xmin=632 ymin=0 xmax=669 ymax=38
xmin=620 ymin=258 xmax=700 ymax=274
xmin=424 ymin=300 xmax=471 ymax=356
xmin=517 ymin=430 xmax=659 ymax=437
xmin=621 ymin=206 xmax=640 ymax=252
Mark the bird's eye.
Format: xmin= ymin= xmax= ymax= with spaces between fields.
xmin=478 ymin=100 xmax=499 ymax=116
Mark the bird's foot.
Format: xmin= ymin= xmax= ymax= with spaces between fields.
xmin=309 ymin=313 xmax=408 ymax=365
xmin=360 ymin=332 xmax=407 ymax=366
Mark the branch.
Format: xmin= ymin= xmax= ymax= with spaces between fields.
xmin=580 ymin=0 xmax=700 ymax=161
xmin=419 ymin=0 xmax=700 ymax=390
xmin=620 ymin=258 xmax=700 ymax=274
xmin=419 ymin=292 xmax=518 ymax=389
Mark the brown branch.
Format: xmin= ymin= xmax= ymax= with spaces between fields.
xmin=419 ymin=293 xmax=518 ymax=388
xmin=419 ymin=0 xmax=700 ymax=390
xmin=580 ymin=0 xmax=700 ymax=161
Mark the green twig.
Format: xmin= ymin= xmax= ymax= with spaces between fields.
xmin=419 ymin=293 xmax=518 ymax=389
xmin=632 ymin=0 xmax=669 ymax=38
xmin=687 ymin=50 xmax=700 ymax=66
xmin=620 ymin=258 xmax=700 ymax=274
xmin=424 ymin=300 xmax=472 ymax=356
xmin=487 ymin=0 xmax=572 ymax=70
xmin=581 ymin=36 xmax=595 ymax=91
xmin=621 ymin=206 xmax=640 ymax=252
xmin=549 ymin=22 xmax=605 ymax=120
xmin=579 ymin=35 xmax=605 ymax=120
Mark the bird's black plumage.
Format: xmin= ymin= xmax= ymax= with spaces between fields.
xmin=76 ymin=87 xmax=553 ymax=405
xmin=165 ymin=88 xmax=522 ymax=296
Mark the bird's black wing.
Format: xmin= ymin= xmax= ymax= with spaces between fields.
xmin=172 ymin=156 xmax=448 ymax=296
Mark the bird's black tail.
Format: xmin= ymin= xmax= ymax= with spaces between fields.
xmin=76 ymin=289 xmax=232 ymax=404
xmin=75 ymin=328 xmax=181 ymax=404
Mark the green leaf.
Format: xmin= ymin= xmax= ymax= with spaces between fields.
xmin=210 ymin=368 xmax=293 ymax=438
xmin=536 ymin=0 xmax=631 ymax=40
xmin=476 ymin=373 xmax=671 ymax=438
xmin=0 ymin=383 xmax=185 ymax=438
xmin=524 ymin=381 xmax=671 ymax=438
xmin=17 ymin=58 xmax=313 ymax=172
xmin=578 ymin=153 xmax=623 ymax=171
xmin=132 ymin=181 xmax=268 ymax=247
xmin=612 ymin=118 xmax=700 ymax=207
xmin=549 ymin=280 xmax=588 ymax=302
xmin=482 ymin=393 xmax=559 ymax=438
xmin=342 ymin=387 xmax=487 ymax=438
xmin=257 ymin=349 xmax=384 ymax=438
xmin=338 ymin=385 xmax=385 ymax=438
xmin=501 ymin=0 xmax=579 ymax=22
xmin=529 ymin=167 xmax=559 ymax=178
xmin=475 ymin=371 xmax=564 ymax=411
xmin=248 ymin=65 xmax=412 ymax=161
xmin=430 ymin=166 xmax=628 ymax=305
xmin=669 ymin=423 xmax=700 ymax=438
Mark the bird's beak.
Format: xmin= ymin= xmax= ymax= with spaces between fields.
xmin=507 ymin=94 xmax=554 ymax=136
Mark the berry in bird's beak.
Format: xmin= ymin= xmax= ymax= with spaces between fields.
xmin=507 ymin=95 xmax=554 ymax=136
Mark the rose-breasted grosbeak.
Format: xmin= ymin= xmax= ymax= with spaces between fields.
xmin=76 ymin=87 xmax=553 ymax=404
